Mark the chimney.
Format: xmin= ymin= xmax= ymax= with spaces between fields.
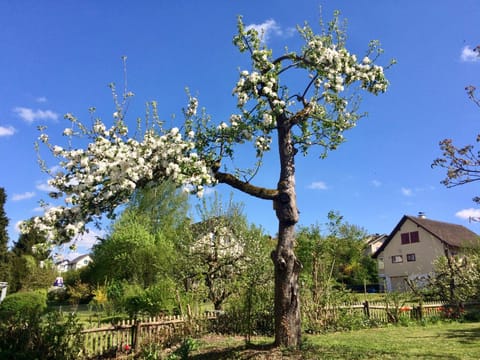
xmin=418 ymin=212 xmax=426 ymax=219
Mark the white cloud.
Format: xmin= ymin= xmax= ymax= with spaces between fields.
xmin=0 ymin=125 xmax=16 ymax=136
xmin=371 ymin=180 xmax=382 ymax=187
xmin=460 ymin=45 xmax=480 ymax=62
xmin=36 ymin=181 xmax=57 ymax=192
xmin=67 ymin=229 xmax=103 ymax=252
xmin=12 ymin=191 xmax=36 ymax=201
xmin=36 ymin=96 xmax=48 ymax=103
xmin=455 ymin=208 xmax=480 ymax=221
xmin=245 ymin=19 xmax=293 ymax=43
xmin=401 ymin=187 xmax=413 ymax=196
xmin=13 ymin=107 xmax=59 ymax=123
xmin=308 ymin=181 xmax=328 ymax=190
xmin=203 ymin=187 xmax=216 ymax=196
xmin=14 ymin=220 xmax=23 ymax=234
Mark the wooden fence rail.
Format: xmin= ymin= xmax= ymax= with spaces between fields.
xmin=326 ymin=300 xmax=478 ymax=323
xmin=81 ymin=312 xmax=218 ymax=358
xmin=79 ymin=302 xmax=479 ymax=358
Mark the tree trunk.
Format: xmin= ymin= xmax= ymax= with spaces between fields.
xmin=272 ymin=116 xmax=301 ymax=347
xmin=272 ymin=217 xmax=302 ymax=347
xmin=213 ymin=300 xmax=222 ymax=311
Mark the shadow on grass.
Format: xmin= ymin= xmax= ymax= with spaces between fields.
xmin=442 ymin=324 xmax=480 ymax=344
xmin=191 ymin=342 xmax=282 ymax=360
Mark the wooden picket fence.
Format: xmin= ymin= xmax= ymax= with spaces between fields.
xmin=79 ymin=301 xmax=478 ymax=358
xmin=80 ymin=311 xmax=218 ymax=358
xmin=349 ymin=300 xmax=446 ymax=322
xmin=325 ymin=300 xmax=475 ymax=323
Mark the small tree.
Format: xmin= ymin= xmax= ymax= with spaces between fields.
xmin=186 ymin=194 xmax=268 ymax=311
xmin=432 ymin=46 xmax=480 ymax=200
xmin=8 ymin=255 xmax=56 ymax=293
xmin=23 ymin=13 xmax=392 ymax=347
xmin=296 ymin=212 xmax=376 ymax=331
xmin=0 ymin=188 xmax=9 ymax=283
xmin=428 ymin=250 xmax=480 ymax=316
xmin=88 ymin=182 xmax=187 ymax=288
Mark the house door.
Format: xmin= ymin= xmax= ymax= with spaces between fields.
xmin=390 ymin=276 xmax=408 ymax=292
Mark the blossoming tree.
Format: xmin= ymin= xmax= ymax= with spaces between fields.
xmin=433 ymin=51 xmax=480 ymax=204
xmin=24 ymin=13 xmax=392 ymax=347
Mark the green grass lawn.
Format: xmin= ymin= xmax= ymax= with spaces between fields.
xmin=304 ymin=322 xmax=480 ymax=359
xmin=192 ymin=322 xmax=480 ymax=359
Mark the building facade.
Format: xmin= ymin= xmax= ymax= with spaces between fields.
xmin=373 ymin=214 xmax=478 ymax=292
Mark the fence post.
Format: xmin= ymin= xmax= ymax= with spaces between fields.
xmin=363 ymin=301 xmax=370 ymax=318
xmin=132 ymin=319 xmax=142 ymax=353
xmin=417 ymin=301 xmax=423 ymax=321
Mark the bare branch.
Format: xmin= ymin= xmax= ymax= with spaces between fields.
xmin=214 ymin=170 xmax=278 ymax=200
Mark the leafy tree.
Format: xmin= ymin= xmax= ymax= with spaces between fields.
xmin=428 ymin=250 xmax=480 ymax=315
xmin=12 ymin=220 xmax=50 ymax=260
xmin=90 ymin=212 xmax=162 ymax=287
xmin=296 ymin=212 xmax=376 ymax=332
xmin=24 ymin=13 xmax=392 ymax=346
xmin=297 ymin=212 xmax=375 ymax=301
xmin=8 ymin=255 xmax=56 ymax=293
xmin=297 ymin=212 xmax=375 ymax=286
xmin=432 ymin=46 xmax=480 ymax=201
xmin=0 ymin=188 xmax=9 ymax=284
xmin=88 ymin=181 xmax=187 ymax=288
xmin=226 ymin=225 xmax=275 ymax=339
xmin=8 ymin=223 xmax=52 ymax=293
xmin=185 ymin=194 xmax=269 ymax=310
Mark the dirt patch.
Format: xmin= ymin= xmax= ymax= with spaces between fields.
xmin=191 ymin=335 xmax=304 ymax=359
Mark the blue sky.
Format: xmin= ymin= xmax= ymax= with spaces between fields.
xmin=1 ymin=0 xmax=480 ymax=255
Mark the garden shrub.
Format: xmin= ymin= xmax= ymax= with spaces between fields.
xmin=143 ymin=279 xmax=177 ymax=315
xmin=36 ymin=311 xmax=85 ymax=360
xmin=214 ymin=283 xmax=274 ymax=337
xmin=0 ymin=294 xmax=83 ymax=360
xmin=48 ymin=286 xmax=69 ymax=305
xmin=116 ymin=281 xmax=179 ymax=319
xmin=0 ymin=290 xmax=47 ymax=321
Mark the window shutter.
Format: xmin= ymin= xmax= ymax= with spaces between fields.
xmin=401 ymin=233 xmax=410 ymax=244
xmin=410 ymin=231 xmax=419 ymax=243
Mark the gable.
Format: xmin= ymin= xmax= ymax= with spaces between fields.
xmin=373 ymin=215 xmax=479 ymax=258
xmin=409 ymin=217 xmax=479 ymax=248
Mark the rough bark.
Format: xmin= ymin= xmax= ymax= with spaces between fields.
xmin=213 ymin=116 xmax=303 ymax=347
xmin=272 ymin=218 xmax=301 ymax=347
xmin=271 ymin=117 xmax=302 ymax=347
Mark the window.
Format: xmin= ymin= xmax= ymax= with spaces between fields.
xmin=400 ymin=231 xmax=420 ymax=245
xmin=407 ymin=253 xmax=416 ymax=262
xmin=392 ymin=255 xmax=403 ymax=263
xmin=378 ymin=257 xmax=384 ymax=270
xmin=410 ymin=231 xmax=419 ymax=243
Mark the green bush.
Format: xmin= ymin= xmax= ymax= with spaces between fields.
xmin=48 ymin=286 xmax=69 ymax=305
xmin=117 ymin=281 xmax=178 ymax=319
xmin=123 ymin=293 xmax=145 ymax=319
xmin=215 ymin=284 xmax=274 ymax=337
xmin=0 ymin=308 xmax=83 ymax=359
xmin=0 ymin=290 xmax=83 ymax=359
xmin=0 ymin=290 xmax=47 ymax=320
xmin=37 ymin=312 xmax=84 ymax=360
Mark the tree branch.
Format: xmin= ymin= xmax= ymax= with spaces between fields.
xmin=214 ymin=170 xmax=278 ymax=200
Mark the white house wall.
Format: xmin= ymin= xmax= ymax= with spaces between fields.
xmin=381 ymin=219 xmax=446 ymax=291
